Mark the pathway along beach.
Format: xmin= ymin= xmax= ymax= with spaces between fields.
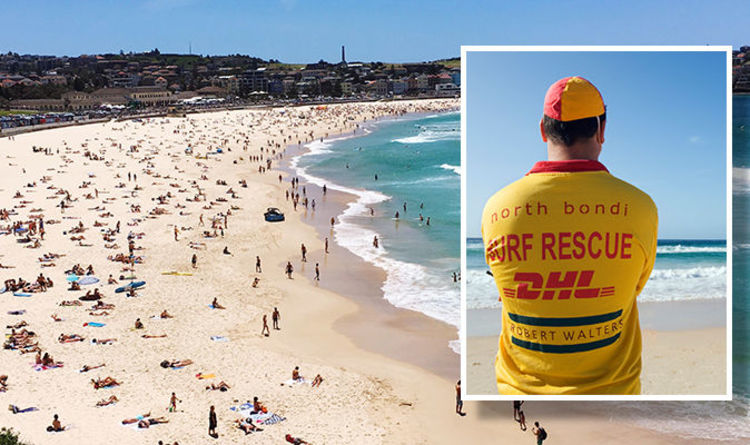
xmin=0 ymin=100 xmax=723 ymax=444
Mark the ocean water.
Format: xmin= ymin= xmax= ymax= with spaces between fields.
xmin=291 ymin=112 xmax=461 ymax=329
xmin=466 ymin=238 xmax=727 ymax=310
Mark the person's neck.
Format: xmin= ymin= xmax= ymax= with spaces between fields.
xmin=546 ymin=141 xmax=600 ymax=161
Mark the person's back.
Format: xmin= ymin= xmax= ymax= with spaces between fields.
xmin=481 ymin=77 xmax=658 ymax=395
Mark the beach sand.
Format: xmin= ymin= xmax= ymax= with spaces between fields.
xmin=0 ymin=101 xmax=725 ymax=445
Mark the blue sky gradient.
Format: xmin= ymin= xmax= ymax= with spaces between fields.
xmin=1 ymin=1 xmax=750 ymax=62
xmin=465 ymin=50 xmax=728 ymax=239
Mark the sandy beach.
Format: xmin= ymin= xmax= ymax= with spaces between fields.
xmin=0 ymin=100 xmax=727 ymax=445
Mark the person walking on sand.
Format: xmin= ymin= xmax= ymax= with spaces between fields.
xmin=174 ymin=226 xmax=179 ymax=241
xmin=272 ymin=307 xmax=280 ymax=330
xmin=301 ymin=244 xmax=307 ymax=262
xmin=285 ymin=262 xmax=294 ymax=279
xmin=455 ymin=380 xmax=465 ymax=416
xmin=314 ymin=263 xmax=320 ymax=281
xmin=325 ymin=237 xmax=329 ymax=254
xmin=169 ymin=392 xmax=180 ymax=412
xmin=208 ymin=405 xmax=217 ymax=438
xmin=261 ymin=314 xmax=270 ymax=337
xmin=532 ymin=421 xmax=547 ymax=444
xmin=256 ymin=256 xmax=262 ymax=273
xmin=191 ymin=254 xmax=197 ymax=269
xmin=513 ymin=401 xmax=527 ymax=431
xmin=481 ymin=76 xmax=657 ymax=395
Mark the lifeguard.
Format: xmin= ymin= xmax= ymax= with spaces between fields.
xmin=481 ymin=76 xmax=658 ymax=395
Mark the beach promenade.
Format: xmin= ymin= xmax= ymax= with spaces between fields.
xmin=0 ymin=100 xmax=722 ymax=444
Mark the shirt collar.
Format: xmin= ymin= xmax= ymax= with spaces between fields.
xmin=527 ymin=160 xmax=609 ymax=175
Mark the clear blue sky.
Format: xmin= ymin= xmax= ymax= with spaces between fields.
xmin=466 ymin=50 xmax=728 ymax=239
xmin=2 ymin=1 xmax=750 ymax=62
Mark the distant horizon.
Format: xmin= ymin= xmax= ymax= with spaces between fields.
xmin=4 ymin=1 xmax=750 ymax=63
xmin=0 ymin=49 xmax=459 ymax=67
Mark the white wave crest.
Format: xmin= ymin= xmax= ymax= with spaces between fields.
xmin=291 ymin=141 xmax=460 ymax=328
xmin=440 ymin=163 xmax=462 ymax=175
xmin=657 ymin=245 xmax=726 ymax=254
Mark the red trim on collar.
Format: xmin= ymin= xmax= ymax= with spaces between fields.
xmin=527 ymin=160 xmax=609 ymax=175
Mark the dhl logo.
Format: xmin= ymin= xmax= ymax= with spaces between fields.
xmin=501 ymin=270 xmax=614 ymax=300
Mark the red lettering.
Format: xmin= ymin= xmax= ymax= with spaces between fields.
xmin=521 ymin=233 xmax=533 ymax=261
xmin=564 ymin=201 xmax=574 ymax=214
xmin=622 ymin=233 xmax=632 ymax=259
xmin=605 ymin=232 xmax=619 ymax=259
xmin=558 ymin=232 xmax=571 ymax=260
xmin=514 ymin=272 xmax=542 ymax=299
xmin=507 ymin=234 xmax=521 ymax=261
xmin=588 ymin=232 xmax=602 ymax=259
xmin=542 ymin=233 xmax=556 ymax=260
xmin=546 ymin=271 xmax=577 ymax=288
xmin=572 ymin=232 xmax=585 ymax=259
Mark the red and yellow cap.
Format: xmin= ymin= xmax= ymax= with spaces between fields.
xmin=543 ymin=76 xmax=605 ymax=122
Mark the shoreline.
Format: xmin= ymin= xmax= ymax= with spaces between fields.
xmin=280 ymin=110 xmax=462 ymax=380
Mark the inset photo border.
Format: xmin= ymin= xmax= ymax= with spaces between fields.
xmin=460 ymin=45 xmax=732 ymax=401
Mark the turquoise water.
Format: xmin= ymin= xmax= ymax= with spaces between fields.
xmin=292 ymin=112 xmax=461 ymax=327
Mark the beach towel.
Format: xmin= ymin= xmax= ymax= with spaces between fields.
xmin=84 ymin=322 xmax=106 ymax=327
xmin=282 ymin=378 xmax=309 ymax=387
xmin=10 ymin=405 xmax=38 ymax=414
xmin=78 ymin=276 xmax=99 ymax=285
xmin=33 ymin=363 xmax=63 ymax=371
xmin=210 ymin=336 xmax=228 ymax=342
xmin=13 ymin=292 xmax=32 ymax=297
xmin=196 ymin=373 xmax=215 ymax=380
xmin=229 ymin=404 xmax=286 ymax=425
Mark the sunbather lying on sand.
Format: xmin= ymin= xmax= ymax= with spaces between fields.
xmin=206 ymin=381 xmax=231 ymax=392
xmin=91 ymin=376 xmax=120 ymax=389
xmin=235 ymin=418 xmax=263 ymax=434
xmin=96 ymin=395 xmax=119 ymax=406
xmin=160 ymin=359 xmax=193 ymax=369
xmin=91 ymin=338 xmax=116 ymax=345
xmin=79 ymin=363 xmax=105 ymax=373
xmin=58 ymin=334 xmax=84 ymax=343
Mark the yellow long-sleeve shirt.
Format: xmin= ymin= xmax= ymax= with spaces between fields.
xmin=481 ymin=160 xmax=658 ymax=395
